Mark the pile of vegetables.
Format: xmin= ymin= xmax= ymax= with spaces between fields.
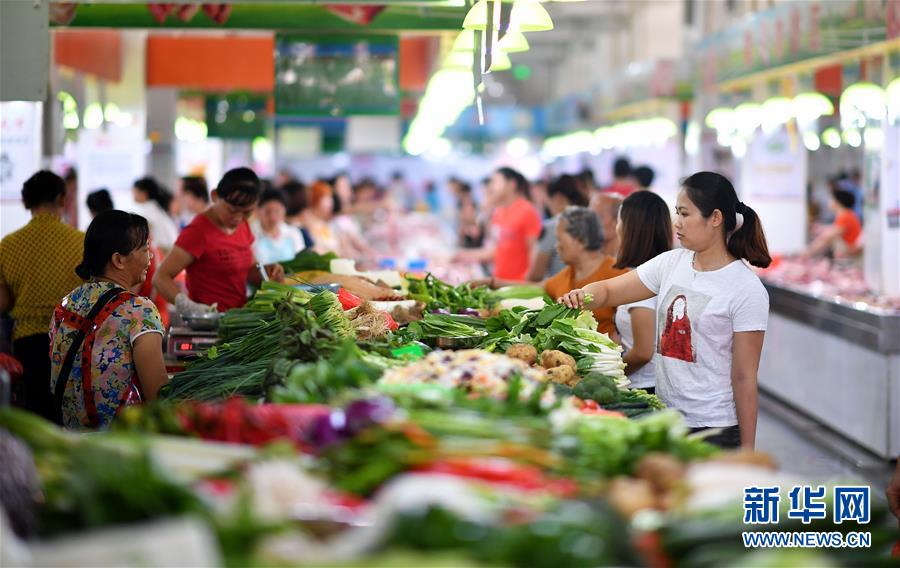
xmin=378 ymin=349 xmax=549 ymax=402
xmin=218 ymin=281 xmax=311 ymax=341
xmin=269 ymin=342 xmax=383 ymax=404
xmin=407 ymin=273 xmax=493 ymax=313
xmin=0 ymin=409 xmax=203 ymax=538
xmin=404 ymin=313 xmax=487 ymax=343
xmin=5 ymin=268 xmax=898 ymax=568
xmin=308 ymin=290 xmax=354 ymax=339
xmin=163 ymin=295 xmax=339 ymax=402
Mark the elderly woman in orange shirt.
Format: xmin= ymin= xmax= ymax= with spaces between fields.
xmin=479 ymin=206 xmax=627 ymax=335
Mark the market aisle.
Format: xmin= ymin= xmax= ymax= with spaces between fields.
xmin=756 ymin=393 xmax=895 ymax=489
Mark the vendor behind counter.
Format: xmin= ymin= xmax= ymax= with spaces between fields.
xmin=153 ymin=167 xmax=285 ymax=317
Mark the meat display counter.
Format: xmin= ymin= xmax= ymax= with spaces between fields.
xmin=758 ymin=282 xmax=900 ymax=459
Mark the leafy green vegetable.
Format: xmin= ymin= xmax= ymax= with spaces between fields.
xmin=405 ymin=314 xmax=487 ymax=342
xmin=387 ymin=500 xmax=638 ymax=568
xmin=489 ymin=285 xmax=548 ymax=301
xmin=617 ymin=388 xmax=665 ymax=410
xmin=0 ymin=408 xmax=203 ymax=536
xmin=554 ymin=410 xmax=718 ymax=479
xmin=281 ymin=249 xmax=336 ymax=273
xmin=269 ymin=342 xmax=382 ymax=404
xmin=407 ymin=273 xmax=493 ymax=312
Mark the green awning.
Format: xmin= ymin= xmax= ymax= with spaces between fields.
xmin=61 ymin=3 xmax=466 ymax=32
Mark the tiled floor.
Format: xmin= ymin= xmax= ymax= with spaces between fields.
xmin=757 ymin=393 xmax=896 ymax=490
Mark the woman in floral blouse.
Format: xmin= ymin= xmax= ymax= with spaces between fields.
xmin=49 ymin=210 xmax=168 ymax=429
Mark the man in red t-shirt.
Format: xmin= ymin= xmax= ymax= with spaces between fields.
xmin=455 ymin=167 xmax=542 ymax=280
xmin=154 ymin=168 xmax=286 ymax=316
xmin=802 ymin=187 xmax=862 ymax=259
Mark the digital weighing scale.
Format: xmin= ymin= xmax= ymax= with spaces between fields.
xmin=166 ymin=326 xmax=219 ymax=360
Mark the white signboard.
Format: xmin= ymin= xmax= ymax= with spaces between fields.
xmin=739 ymin=128 xmax=808 ymax=254
xmin=0 ymin=102 xmax=42 ymax=237
xmin=0 ymin=102 xmax=42 ymax=200
xmin=742 ymin=128 xmax=806 ymax=199
xmin=77 ymin=129 xmax=146 ymax=230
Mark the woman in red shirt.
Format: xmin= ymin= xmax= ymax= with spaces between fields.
xmin=803 ymin=187 xmax=862 ymax=259
xmin=154 ymin=168 xmax=285 ymax=316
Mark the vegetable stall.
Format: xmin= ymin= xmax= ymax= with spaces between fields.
xmin=1 ymin=255 xmax=897 ymax=566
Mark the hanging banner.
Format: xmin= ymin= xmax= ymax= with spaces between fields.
xmin=275 ymin=35 xmax=400 ymax=117
xmin=695 ymin=0 xmax=894 ymax=87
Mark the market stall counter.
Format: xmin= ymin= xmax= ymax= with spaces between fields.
xmin=758 ymin=281 xmax=900 ymax=459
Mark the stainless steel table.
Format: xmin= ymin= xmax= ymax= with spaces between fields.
xmin=759 ymin=283 xmax=900 ymax=458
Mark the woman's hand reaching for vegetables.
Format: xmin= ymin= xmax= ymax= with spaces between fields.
xmin=558 ymin=288 xmax=585 ymax=309
xmin=558 ymin=287 xmax=600 ymax=310
xmin=266 ymin=263 xmax=286 ymax=283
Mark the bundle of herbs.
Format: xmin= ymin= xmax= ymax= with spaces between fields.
xmin=218 ymin=282 xmax=311 ymax=341
xmin=162 ymin=300 xmax=337 ymax=402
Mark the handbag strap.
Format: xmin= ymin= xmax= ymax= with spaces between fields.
xmin=52 ymin=286 xmax=129 ymax=425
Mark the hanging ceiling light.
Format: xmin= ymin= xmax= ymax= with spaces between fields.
xmin=802 ymin=131 xmax=821 ymax=152
xmin=842 ymin=128 xmax=862 ymax=148
xmin=887 ymin=77 xmax=900 ymax=121
xmin=822 ymin=127 xmax=841 ymax=149
xmin=487 ymin=50 xmax=513 ymax=71
xmin=452 ymin=29 xmax=529 ymax=53
xmin=792 ymin=92 xmax=834 ymax=124
xmin=498 ymin=30 xmax=529 ymax=52
xmin=733 ymin=102 xmax=763 ymax=137
xmin=704 ymin=107 xmax=735 ymax=131
xmin=443 ymin=49 xmax=512 ymax=72
xmin=463 ymin=0 xmax=553 ymax=33
xmin=760 ymin=96 xmax=793 ymax=134
xmin=452 ymin=29 xmax=478 ymax=51
xmin=840 ymin=82 xmax=886 ymax=128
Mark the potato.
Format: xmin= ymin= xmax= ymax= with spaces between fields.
xmin=506 ymin=343 xmax=538 ymax=366
xmin=545 ymin=365 xmax=576 ymax=386
xmin=607 ymin=477 xmax=657 ymax=518
xmin=541 ymin=349 xmax=576 ymax=370
xmin=635 ymin=453 xmax=685 ymax=494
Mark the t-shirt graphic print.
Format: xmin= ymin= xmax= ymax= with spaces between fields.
xmin=657 ymin=285 xmax=710 ymax=364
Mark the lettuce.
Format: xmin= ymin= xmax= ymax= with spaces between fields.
xmin=573 ymin=310 xmax=599 ymax=331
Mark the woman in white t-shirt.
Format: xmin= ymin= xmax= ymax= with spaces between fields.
xmin=251 ymin=189 xmax=306 ymax=265
xmin=132 ymin=177 xmax=179 ymax=254
xmin=612 ymin=191 xmax=673 ymax=394
xmin=560 ymin=172 xmax=771 ymax=449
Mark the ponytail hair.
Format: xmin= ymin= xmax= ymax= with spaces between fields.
xmin=681 ymin=171 xmax=771 ymax=268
